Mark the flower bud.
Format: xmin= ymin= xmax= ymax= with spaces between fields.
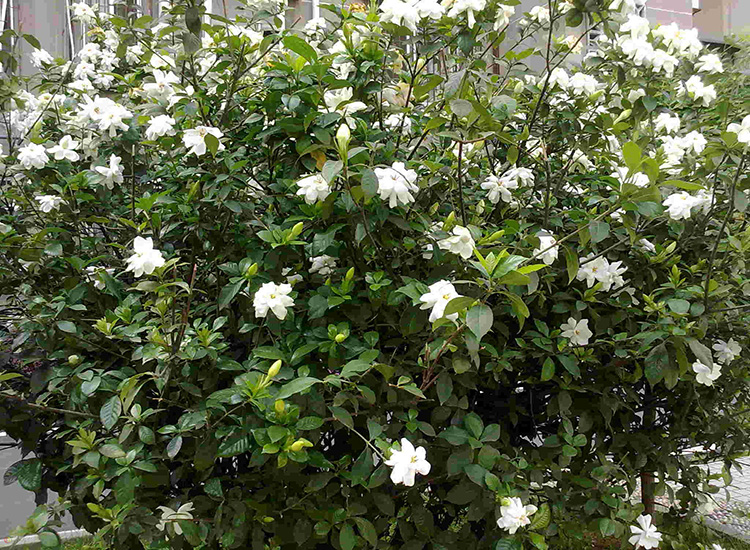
xmin=274 ymin=399 xmax=285 ymax=414
xmin=268 ymin=360 xmax=282 ymax=378
xmin=335 ymin=333 xmax=347 ymax=343
xmin=68 ymin=355 xmax=82 ymax=366
xmin=514 ymin=81 xmax=524 ymax=94
xmin=290 ymin=440 xmax=305 ymax=452
xmin=245 ymin=262 xmax=259 ymax=278
xmin=345 ymin=267 xmax=355 ymax=281
xmin=262 ymin=517 xmax=275 ymax=523
xmin=291 ymin=222 xmax=304 ymax=238
xmin=336 ymin=123 xmax=351 ymax=153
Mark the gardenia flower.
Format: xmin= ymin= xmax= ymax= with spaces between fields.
xmin=629 ymin=514 xmax=662 ymax=549
xmin=560 ymin=317 xmax=593 ymax=346
xmin=692 ymin=360 xmax=721 ymax=386
xmin=443 ymin=0 xmax=487 ymax=28
xmin=650 ymin=49 xmax=679 ymax=76
xmin=70 ymin=2 xmax=96 ymax=24
xmin=481 ymin=175 xmax=517 ymax=205
xmin=183 ymin=126 xmax=225 ymax=157
xmin=36 ymin=195 xmax=64 ymax=213
xmin=143 ymin=70 xmax=180 ymax=102
xmin=620 ymin=14 xmax=650 ymax=39
xmin=374 ymin=162 xmax=419 ymax=208
xmin=532 ymin=231 xmax=558 ymax=265
xmin=684 ymin=76 xmax=716 ymax=107
xmin=379 ymin=0 xmax=421 ymax=32
xmin=528 ymin=5 xmax=549 ymax=24
xmin=496 ymin=497 xmax=537 ymax=534
xmin=654 ymin=112 xmax=680 ymax=134
xmin=384 ymin=438 xmax=431 ymax=486
xmin=569 ymin=73 xmax=599 ymax=96
xmin=86 ymin=266 xmax=115 ymax=290
xmin=662 ymin=191 xmax=705 ymax=221
xmin=309 ymin=255 xmax=337 ymax=276
xmin=576 ymin=255 xmax=627 ymax=292
xmin=125 ymin=236 xmax=166 ymax=278
xmin=253 ymin=282 xmax=294 ymax=320
xmin=323 ymin=88 xmax=367 ymax=117
xmin=638 ymin=238 xmax=656 ymax=253
xmin=611 ymin=166 xmax=650 ymax=188
xmin=47 ymin=136 xmax=80 ymax=162
xmin=30 ymin=48 xmax=54 ymax=68
xmin=145 ymin=115 xmax=177 ymax=141
xmin=681 ymin=131 xmax=707 ymax=154
xmin=18 ymin=143 xmax=49 ymax=169
xmin=96 ymin=102 xmax=133 ymax=137
xmin=383 ymin=114 xmax=412 ymax=134
xmin=419 ymin=280 xmax=461 ymax=323
xmin=695 ymin=53 xmax=723 ymax=73
xmin=494 ymin=4 xmax=515 ymax=30
xmin=437 ymin=225 xmax=475 ymax=259
xmin=296 ymin=174 xmax=331 ymax=204
xmin=727 ymin=115 xmax=750 ymax=145
xmin=156 ymin=503 xmax=194 ymax=536
xmin=627 ymin=89 xmax=646 ymax=103
xmin=94 ymin=154 xmax=125 ymax=189
xmin=713 ymin=339 xmax=741 ymax=365
xmin=548 ymin=67 xmax=569 ymax=89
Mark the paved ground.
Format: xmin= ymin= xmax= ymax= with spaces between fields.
xmin=703 ymin=458 xmax=750 ymax=540
xmin=0 ymin=435 xmax=74 ymax=540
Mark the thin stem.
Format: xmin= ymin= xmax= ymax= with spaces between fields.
xmin=0 ymin=392 xmax=97 ymax=419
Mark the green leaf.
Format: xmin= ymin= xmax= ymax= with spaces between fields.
xmin=16 ymin=459 xmax=42 ymax=491
xmin=667 ymin=299 xmax=690 ymax=315
xmin=185 ymin=6 xmax=202 ymax=35
xmin=308 ymin=294 xmax=328 ymax=319
xmin=589 ymin=220 xmax=610 ymax=244
xmin=217 ymin=434 xmax=253 ymax=457
xmin=558 ymin=355 xmax=580 ymax=377
xmin=464 ymin=464 xmax=487 ymax=486
xmin=622 ymin=141 xmax=642 ymax=171
xmin=541 ymin=357 xmax=555 ymax=381
xmin=339 ymin=523 xmax=356 ymax=550
xmin=297 ymin=416 xmax=325 ymax=430
xmin=563 ymin=246 xmax=578 ymax=285
xmin=439 ymin=426 xmax=469 ymax=446
xmin=436 ymin=372 xmax=453 ymax=405
xmin=219 ymin=280 xmax=245 ymax=309
xmin=204 ymin=133 xmax=220 ymax=156
xmin=38 ymin=531 xmax=60 ymax=548
xmin=253 ymin=346 xmax=286 ymax=360
xmin=450 ymin=99 xmax=473 ymax=118
xmin=100 ymin=396 xmax=122 ymax=431
xmin=444 ymin=296 xmax=475 ymax=316
xmin=167 ymin=435 xmax=183 ymax=459
xmin=599 ymin=518 xmax=616 ymax=537
xmin=99 ymin=444 xmax=126 ymax=459
xmin=353 ymin=517 xmax=378 ymax=546
xmin=466 ymin=304 xmax=493 ymax=341
xmin=57 ymin=320 xmax=77 ymax=333
xmin=276 ymin=377 xmax=321 ymax=399
xmin=341 ymin=358 xmax=372 ymax=378
xmin=23 ymin=34 xmax=42 ymax=49
xmin=660 ymin=179 xmax=704 ymax=191
xmin=529 ymin=503 xmax=551 ymax=530
xmin=645 ymin=343 xmax=669 ymax=385
xmin=283 ymin=35 xmax=318 ymax=62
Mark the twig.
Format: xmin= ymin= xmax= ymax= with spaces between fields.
xmin=0 ymin=392 xmax=97 ymax=419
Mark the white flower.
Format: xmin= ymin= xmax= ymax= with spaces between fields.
xmin=548 ymin=67 xmax=569 ymax=89
xmin=560 ymin=317 xmax=593 ymax=346
xmin=415 ymin=0 xmax=445 ymax=19
xmin=443 ymin=0 xmax=487 ymax=28
xmin=529 ymin=5 xmax=549 ymax=24
xmin=375 ymin=162 xmax=419 ymax=208
xmin=627 ymin=89 xmax=646 ymax=103
xmin=125 ymin=236 xmax=166 ymax=278
xmin=383 ymin=114 xmax=412 ymax=134
xmin=183 ymin=126 xmax=225 ymax=157
xmin=419 ymin=280 xmax=461 ymax=323
xmin=18 ymin=143 xmax=49 ymax=169
xmin=692 ymin=360 xmax=722 ymax=386
xmin=71 ymin=2 xmax=97 ymax=24
xmin=253 ymin=282 xmax=294 ymax=320
xmin=438 ymin=225 xmax=475 ymax=260
xmin=47 ymin=135 xmax=80 ymax=162
xmin=684 ymin=75 xmax=716 ymax=107
xmin=619 ymin=36 xmax=655 ymax=67
xmin=569 ymin=73 xmax=599 ymax=96
xmin=30 ymin=48 xmax=54 ymax=68
xmin=323 ymin=88 xmax=366 ymax=117
xmin=496 ymin=497 xmax=537 ymax=534
xmin=143 ymin=70 xmax=180 ymax=102
xmin=713 ymin=339 xmax=741 ymax=365
xmin=576 ymin=254 xmax=628 ymax=292
xmin=384 ymin=438 xmax=431 ymax=487
xmin=620 ymin=14 xmax=650 ymax=39
xmin=125 ymin=44 xmax=144 ymax=64
xmin=681 ymin=131 xmax=707 ymax=154
xmin=629 ymin=514 xmax=662 ymax=549
xmin=494 ymin=4 xmax=515 ymax=30
xmin=727 ymin=115 xmax=750 ymax=145
xmin=36 ymin=195 xmax=64 ymax=213
xmin=86 ymin=266 xmax=115 ymax=290
xmin=296 ymin=174 xmax=331 ymax=205
xmin=662 ymin=191 xmax=703 ymax=220
xmin=156 ymin=503 xmax=194 ymax=536
xmin=304 ymin=17 xmax=327 ymax=35
xmin=145 ymin=115 xmax=177 ymax=141
xmin=650 ymin=49 xmax=679 ymax=76
xmin=570 ymin=149 xmax=593 ymax=172
xmin=638 ymin=238 xmax=656 ymax=253
xmin=310 ymin=255 xmax=337 ymax=276
xmin=562 ymin=35 xmax=583 ymax=54
xmin=654 ymin=112 xmax=680 ymax=134
xmin=94 ymin=154 xmax=125 ymax=189
xmin=611 ymin=166 xmax=650 ymax=188
xmin=379 ymin=0 xmax=421 ymax=32
xmin=695 ymin=53 xmax=723 ymax=73
xmin=95 ymin=101 xmax=133 ymax=137
xmin=532 ymin=231 xmax=558 ymax=265
xmin=481 ymin=175 xmax=517 ymax=204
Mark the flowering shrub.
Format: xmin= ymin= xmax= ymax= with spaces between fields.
xmin=1 ymin=0 xmax=749 ymax=548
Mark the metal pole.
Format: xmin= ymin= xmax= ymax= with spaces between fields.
xmin=0 ymin=0 xmax=8 ymax=34
xmin=65 ymin=0 xmax=76 ymax=59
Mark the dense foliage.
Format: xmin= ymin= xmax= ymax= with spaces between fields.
xmin=1 ymin=0 xmax=749 ymax=548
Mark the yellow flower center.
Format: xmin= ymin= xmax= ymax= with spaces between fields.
xmin=410 ymin=455 xmax=418 ymax=463
xmin=270 ymin=294 xmax=276 ymax=299
xmin=443 ymin=294 xmax=451 ymax=300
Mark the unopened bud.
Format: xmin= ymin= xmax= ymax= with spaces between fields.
xmin=487 ymin=230 xmax=505 ymax=243
xmin=335 ymin=333 xmax=346 ymax=343
xmin=291 ymin=222 xmax=304 ymax=238
xmin=245 ymin=262 xmax=259 ymax=277
xmin=268 ymin=360 xmax=282 ymax=378
xmin=68 ymin=355 xmax=82 ymax=366
xmin=290 ymin=440 xmax=305 ymax=452
xmin=345 ymin=267 xmax=355 ymax=281
xmin=274 ymin=399 xmax=285 ymax=414
xmin=514 ymin=81 xmax=524 ymax=94
xmin=336 ymin=123 xmax=351 ymax=153
xmin=262 ymin=517 xmax=275 ymax=523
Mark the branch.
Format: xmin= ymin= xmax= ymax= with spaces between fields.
xmin=0 ymin=392 xmax=97 ymax=419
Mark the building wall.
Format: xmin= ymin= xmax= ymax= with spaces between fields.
xmin=15 ymin=0 xmax=70 ymax=75
xmin=694 ymin=0 xmax=750 ymax=44
xmin=643 ymin=0 xmax=694 ymax=28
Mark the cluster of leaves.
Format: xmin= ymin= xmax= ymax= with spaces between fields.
xmin=0 ymin=0 xmax=749 ymax=549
